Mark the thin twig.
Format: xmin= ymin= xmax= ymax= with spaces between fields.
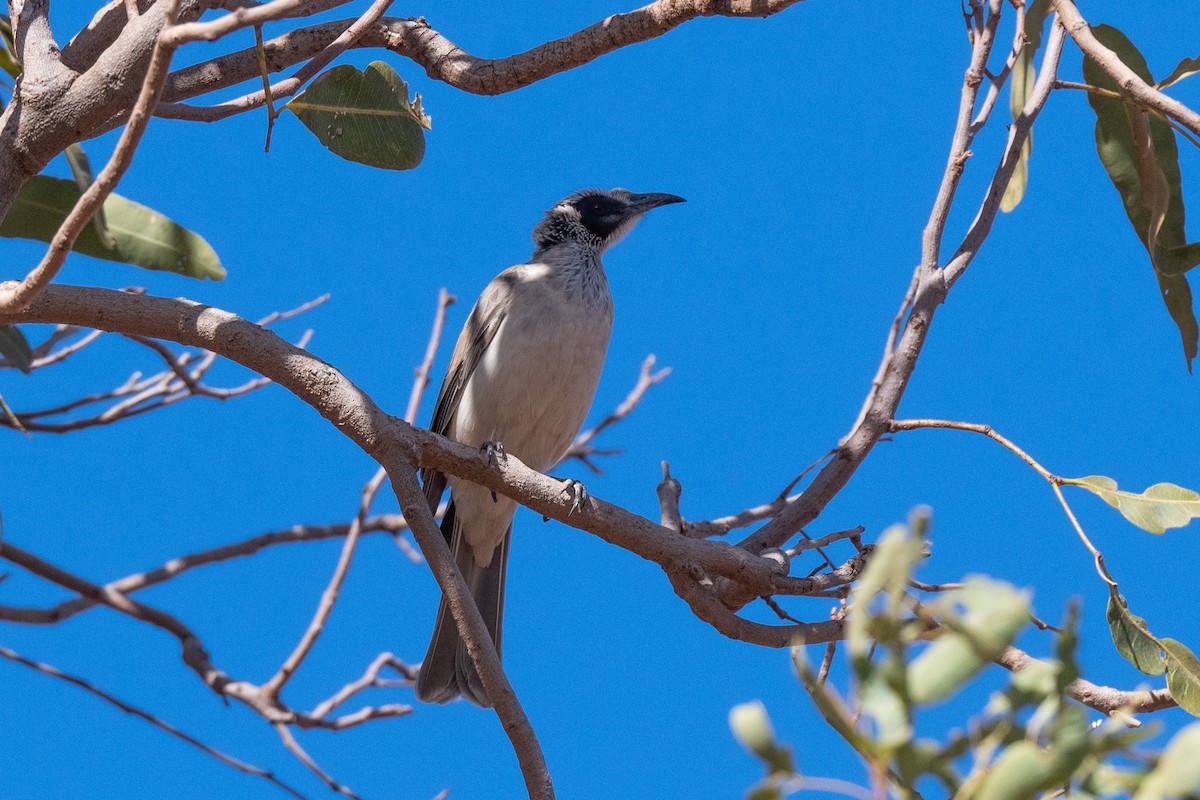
xmin=406 ymin=288 xmax=454 ymax=425
xmin=275 ymin=723 xmax=362 ymax=800
xmin=562 ymin=354 xmax=670 ymax=473
xmin=0 ymin=514 xmax=414 ymax=624
xmin=0 ymin=644 xmax=309 ymax=800
xmin=308 ymin=652 xmax=416 ymax=719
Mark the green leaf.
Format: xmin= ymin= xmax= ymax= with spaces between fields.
xmin=860 ymin=669 xmax=913 ymax=750
xmin=1067 ymin=475 xmax=1200 ymax=534
xmin=1156 ymin=56 xmax=1200 ymax=90
xmin=729 ymin=701 xmax=795 ymax=776
xmin=1000 ymin=0 xmax=1050 ymax=213
xmin=0 ymin=324 xmax=32 ymax=373
xmin=1083 ymin=25 xmax=1200 ymax=368
xmin=0 ymin=176 xmax=224 ymax=280
xmin=1106 ymin=588 xmax=1166 ymax=676
xmin=1134 ymin=723 xmax=1200 ymax=799
xmin=974 ymin=706 xmax=1091 ymax=800
xmin=286 ymin=61 xmax=430 ymax=171
xmin=908 ymin=577 xmax=1030 ymax=704
xmin=792 ymin=646 xmax=878 ymax=761
xmin=1164 ymin=639 xmax=1200 ymax=717
xmin=846 ymin=523 xmax=925 ymax=658
xmin=64 ymin=144 xmax=117 ymax=251
xmin=0 ymin=15 xmax=18 ymax=81
xmin=1000 ymin=138 xmax=1031 ymax=213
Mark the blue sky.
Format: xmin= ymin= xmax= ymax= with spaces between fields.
xmin=3 ymin=1 xmax=1200 ymax=798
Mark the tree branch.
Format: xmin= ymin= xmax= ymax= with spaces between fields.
xmin=0 ymin=0 xmax=183 ymax=313
xmin=154 ymin=0 xmax=809 ymax=122
xmin=998 ymin=646 xmax=1177 ymax=717
xmin=388 ymin=466 xmax=555 ymax=800
xmin=0 ymin=643 xmax=310 ymax=800
xmin=1050 ymin=0 xmax=1200 ymax=139
xmin=0 ymin=514 xmax=412 ymax=624
xmin=3 ymin=286 xmax=854 ymax=624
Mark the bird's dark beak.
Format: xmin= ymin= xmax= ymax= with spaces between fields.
xmin=625 ymin=192 xmax=687 ymax=215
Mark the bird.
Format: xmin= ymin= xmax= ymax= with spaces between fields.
xmin=415 ymin=187 xmax=686 ymax=707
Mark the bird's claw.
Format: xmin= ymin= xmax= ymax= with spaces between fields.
xmin=481 ymin=441 xmax=507 ymax=502
xmin=560 ymin=479 xmax=589 ymax=515
xmin=480 ymin=440 xmax=507 ymax=465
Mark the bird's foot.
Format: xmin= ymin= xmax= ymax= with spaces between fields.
xmin=480 ymin=440 xmax=507 ymax=465
xmin=560 ymin=478 xmax=589 ymax=515
xmin=480 ymin=441 xmax=507 ymax=502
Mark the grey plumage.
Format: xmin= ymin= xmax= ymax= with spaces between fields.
xmin=415 ymin=188 xmax=685 ymax=707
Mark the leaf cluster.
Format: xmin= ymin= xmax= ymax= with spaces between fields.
xmin=732 ymin=520 xmax=1200 ymax=800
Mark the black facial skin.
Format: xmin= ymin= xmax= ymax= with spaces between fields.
xmin=574 ymin=194 xmax=628 ymax=239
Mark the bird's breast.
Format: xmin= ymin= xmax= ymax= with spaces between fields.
xmin=453 ymin=281 xmax=613 ymax=473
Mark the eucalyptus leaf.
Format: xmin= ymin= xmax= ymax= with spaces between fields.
xmin=729 ymin=701 xmax=794 ymax=776
xmin=846 ymin=523 xmax=924 ymax=659
xmin=1067 ymin=475 xmax=1200 ymax=534
xmin=907 ymin=578 xmax=1030 ymax=704
xmin=1134 ymin=723 xmax=1200 ymax=799
xmin=0 ymin=14 xmax=17 ymax=81
xmin=286 ymin=61 xmax=430 ymax=171
xmin=974 ymin=706 xmax=1090 ymax=800
xmin=1163 ymin=639 xmax=1200 ymax=717
xmin=0 ymin=325 xmax=32 ymax=374
xmin=1107 ymin=588 xmax=1166 ymax=676
xmin=1156 ymin=56 xmax=1200 ymax=90
xmin=0 ymin=176 xmax=224 ymax=280
xmin=1000 ymin=0 xmax=1050 ymax=212
xmin=1083 ymin=25 xmax=1200 ymax=368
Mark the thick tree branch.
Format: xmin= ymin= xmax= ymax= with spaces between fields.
xmin=0 ymin=0 xmax=183 ymax=313
xmin=3 ymin=286 xmax=852 ymax=620
xmin=155 ymin=0 xmax=809 ymax=122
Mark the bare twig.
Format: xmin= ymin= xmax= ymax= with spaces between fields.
xmin=406 ymin=288 xmax=454 ymax=426
xmin=683 ymin=451 xmax=836 ymax=539
xmin=308 ymin=652 xmax=416 ymax=719
xmin=275 ymin=722 xmax=362 ymax=800
xmin=164 ymin=0 xmax=351 ymax=45
xmin=1 ymin=295 xmax=326 ymax=433
xmin=179 ymin=0 xmax=395 ymax=124
xmin=0 ymin=514 xmax=413 ymax=624
xmin=945 ymin=17 xmax=1066 ymax=287
xmin=563 ymin=354 xmax=670 ymax=472
xmin=0 ymin=644 xmax=309 ymax=800
xmin=888 ymin=417 xmax=1113 ymax=581
xmin=264 ymin=464 xmax=383 ymax=698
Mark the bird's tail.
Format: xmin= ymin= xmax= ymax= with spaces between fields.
xmin=414 ymin=501 xmax=510 ymax=707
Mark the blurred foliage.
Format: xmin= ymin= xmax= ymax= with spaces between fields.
xmin=732 ymin=518 xmax=1200 ymax=800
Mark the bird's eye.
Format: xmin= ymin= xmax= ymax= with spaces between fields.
xmin=589 ymin=201 xmax=605 ymax=214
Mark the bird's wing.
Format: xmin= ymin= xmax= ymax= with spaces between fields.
xmin=420 ymin=269 xmax=518 ymax=514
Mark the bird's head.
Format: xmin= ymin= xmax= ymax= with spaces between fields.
xmin=531 ymin=188 xmax=686 ymax=255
